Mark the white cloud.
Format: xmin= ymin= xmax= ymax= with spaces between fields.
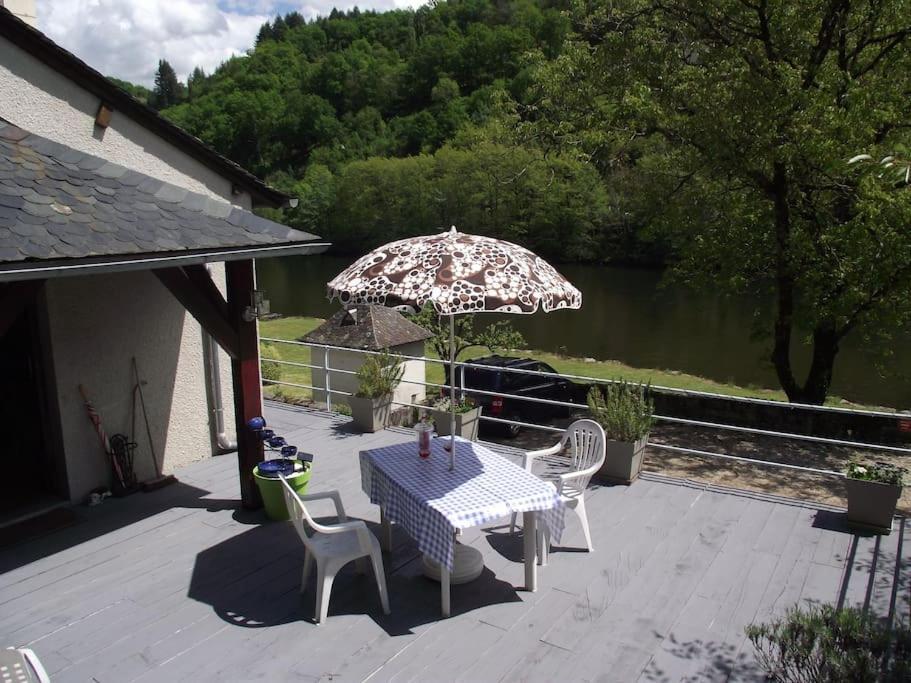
xmin=38 ymin=0 xmax=427 ymax=87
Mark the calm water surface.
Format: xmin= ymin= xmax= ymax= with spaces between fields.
xmin=257 ymin=255 xmax=911 ymax=408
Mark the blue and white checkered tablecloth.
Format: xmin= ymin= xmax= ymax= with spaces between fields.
xmin=360 ymin=437 xmax=565 ymax=570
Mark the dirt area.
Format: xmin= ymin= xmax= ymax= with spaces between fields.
xmin=486 ymin=419 xmax=911 ymax=514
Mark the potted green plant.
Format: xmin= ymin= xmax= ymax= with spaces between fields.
xmin=348 ymin=349 xmax=404 ymax=433
xmin=587 ymin=381 xmax=654 ymax=484
xmin=429 ymin=395 xmax=482 ymax=441
xmin=845 ymin=461 xmax=906 ymax=533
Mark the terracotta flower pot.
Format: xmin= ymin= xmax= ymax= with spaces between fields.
xmin=433 ymin=406 xmax=482 ymax=441
xmin=597 ymin=436 xmax=648 ymax=485
xmin=348 ymin=395 xmax=392 ymax=433
xmin=845 ymin=477 xmax=902 ymax=534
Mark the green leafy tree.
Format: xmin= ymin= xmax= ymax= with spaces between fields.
xmin=408 ymin=304 xmax=526 ymax=386
xmin=531 ymin=0 xmax=911 ymax=404
xmin=151 ymin=59 xmax=185 ymax=110
xmin=108 ymin=76 xmax=151 ymax=104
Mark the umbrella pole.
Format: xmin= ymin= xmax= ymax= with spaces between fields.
xmin=449 ymin=313 xmax=456 ymax=471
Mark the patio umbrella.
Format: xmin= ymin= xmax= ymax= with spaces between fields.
xmin=327 ymin=226 xmax=582 ymax=470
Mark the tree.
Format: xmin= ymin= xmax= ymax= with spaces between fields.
xmin=407 ymin=304 xmax=525 ymax=386
xmin=151 ymin=59 xmax=184 ymax=110
xmin=532 ymin=0 xmax=911 ymax=404
xmin=187 ymin=67 xmax=206 ymax=100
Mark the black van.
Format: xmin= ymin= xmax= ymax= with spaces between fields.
xmin=460 ymin=355 xmax=576 ymax=437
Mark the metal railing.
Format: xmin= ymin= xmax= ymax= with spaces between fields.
xmin=259 ymin=337 xmax=911 ymax=478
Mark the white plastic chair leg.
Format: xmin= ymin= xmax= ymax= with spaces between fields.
xmin=300 ymin=552 xmax=314 ymax=594
xmin=509 ymin=511 xmax=518 ymax=533
xmin=576 ymin=497 xmax=593 ymax=552
xmin=315 ymin=566 xmax=336 ymax=624
xmin=370 ymin=549 xmax=391 ymax=615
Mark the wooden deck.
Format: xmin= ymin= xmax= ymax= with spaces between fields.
xmin=1 ymin=402 xmax=908 ymax=682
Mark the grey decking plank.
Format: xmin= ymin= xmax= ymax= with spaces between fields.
xmin=455 ymin=589 xmax=578 ymax=683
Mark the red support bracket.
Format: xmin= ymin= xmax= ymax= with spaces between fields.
xmin=225 ymin=259 xmax=264 ymax=509
xmin=154 ymin=267 xmax=239 ymax=359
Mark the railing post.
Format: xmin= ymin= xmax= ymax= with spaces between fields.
xmin=324 ymin=348 xmax=332 ymax=412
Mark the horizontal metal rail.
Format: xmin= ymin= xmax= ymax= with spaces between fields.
xmin=654 ymin=415 xmax=911 ymax=454
xmin=261 ymin=345 xmax=908 ymax=455
xmin=260 ymin=337 xmax=910 ymax=476
xmin=260 ymin=337 xmax=902 ymax=418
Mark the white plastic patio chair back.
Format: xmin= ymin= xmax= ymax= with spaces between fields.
xmin=562 ymin=419 xmax=606 ymax=497
xmin=510 ymin=419 xmax=605 ymax=551
xmin=279 ymin=475 xmax=390 ymax=624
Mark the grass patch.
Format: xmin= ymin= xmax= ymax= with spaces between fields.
xmin=260 ymin=316 xmax=875 ymax=410
xmin=259 ymin=317 xmax=323 ymax=403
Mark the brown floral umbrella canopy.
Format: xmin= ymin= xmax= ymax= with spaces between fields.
xmin=327 ymin=227 xmax=582 ymax=315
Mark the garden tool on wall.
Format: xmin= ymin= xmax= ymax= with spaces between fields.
xmin=132 ymin=357 xmax=178 ymax=491
xmin=78 ymin=383 xmax=126 ymax=492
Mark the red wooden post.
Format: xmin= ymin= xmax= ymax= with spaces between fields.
xmin=225 ymin=259 xmax=264 ymax=509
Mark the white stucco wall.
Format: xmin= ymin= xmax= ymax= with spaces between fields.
xmin=0 ymin=35 xmax=252 ymax=210
xmin=0 ymin=34 xmax=255 ymax=500
xmin=44 ymin=271 xmax=233 ymax=501
xmin=310 ymin=341 xmax=428 ymax=410
xmin=1 ymin=1 xmax=37 ymax=27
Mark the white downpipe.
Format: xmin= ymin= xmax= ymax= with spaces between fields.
xmin=205 ymin=264 xmax=237 ymax=452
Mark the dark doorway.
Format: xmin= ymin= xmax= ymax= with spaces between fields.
xmin=0 ymin=307 xmax=57 ymax=515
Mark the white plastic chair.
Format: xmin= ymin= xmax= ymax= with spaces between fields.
xmin=509 ymin=419 xmax=606 ymax=552
xmin=279 ymin=475 xmax=390 ymax=624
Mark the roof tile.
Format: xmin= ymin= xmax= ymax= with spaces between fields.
xmin=0 ymin=121 xmax=320 ymax=266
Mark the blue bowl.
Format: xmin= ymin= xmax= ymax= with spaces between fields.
xmin=267 ymin=436 xmax=286 ymax=448
xmin=247 ymin=416 xmax=266 ymax=432
xmin=259 ymin=429 xmax=275 ymax=441
xmin=256 ymin=458 xmax=296 ymax=478
xmin=281 ymin=445 xmax=298 ymax=457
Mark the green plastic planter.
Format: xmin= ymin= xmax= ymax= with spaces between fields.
xmin=253 ymin=465 xmax=312 ymax=521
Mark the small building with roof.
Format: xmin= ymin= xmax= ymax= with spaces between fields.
xmin=301 ymin=305 xmax=433 ymax=410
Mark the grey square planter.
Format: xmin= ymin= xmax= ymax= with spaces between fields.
xmin=597 ymin=436 xmax=648 ymax=485
xmin=432 ymin=407 xmax=482 ymax=441
xmin=348 ymin=395 xmax=392 ymax=433
xmin=845 ymin=477 xmax=902 ymax=534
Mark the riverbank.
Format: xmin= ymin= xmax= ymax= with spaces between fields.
xmin=258 ymin=316 xmax=879 ymax=410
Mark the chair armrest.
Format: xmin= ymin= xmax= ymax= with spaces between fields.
xmin=556 ymin=463 xmax=601 ymax=494
xmin=319 ymin=519 xmax=365 ymax=535
xmin=521 ymin=442 xmax=563 ymax=471
xmin=297 ymin=489 xmax=348 ymax=522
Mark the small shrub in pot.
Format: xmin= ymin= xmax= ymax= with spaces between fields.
xmin=845 ymin=461 xmax=906 ymax=533
xmin=587 ymin=381 xmax=653 ymax=484
xmin=429 ymin=395 xmax=482 ymax=441
xmin=348 ymin=349 xmax=404 ymax=432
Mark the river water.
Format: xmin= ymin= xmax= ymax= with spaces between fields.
xmin=256 ymin=255 xmax=910 ymax=408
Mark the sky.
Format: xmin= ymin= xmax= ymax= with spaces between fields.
xmin=37 ymin=0 xmax=424 ymax=87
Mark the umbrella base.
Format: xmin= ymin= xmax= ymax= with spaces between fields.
xmin=422 ymin=543 xmax=484 ymax=584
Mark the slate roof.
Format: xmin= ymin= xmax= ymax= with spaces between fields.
xmin=0 ymin=121 xmax=319 ymax=265
xmin=301 ymin=305 xmax=433 ymax=350
xmin=0 ymin=6 xmax=290 ymax=207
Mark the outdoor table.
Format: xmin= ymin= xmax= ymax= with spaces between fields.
xmin=359 ymin=436 xmax=565 ymax=617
